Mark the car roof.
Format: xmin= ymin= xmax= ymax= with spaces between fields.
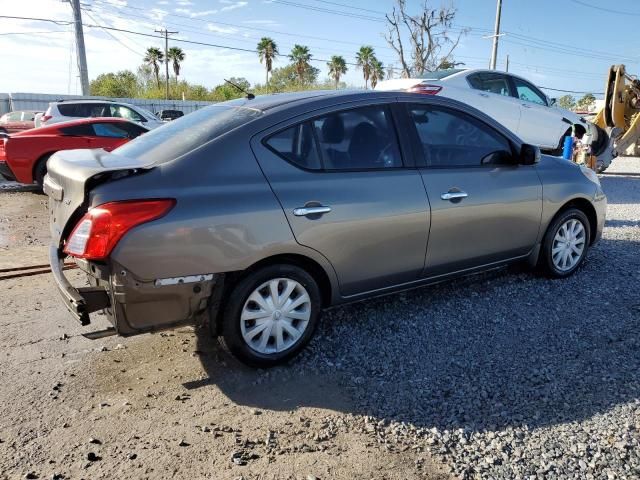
xmin=221 ymin=89 xmax=399 ymax=113
xmin=50 ymin=99 xmax=134 ymax=106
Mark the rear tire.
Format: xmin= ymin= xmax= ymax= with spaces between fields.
xmin=539 ymin=208 xmax=590 ymax=278
xmin=218 ymin=264 xmax=322 ymax=368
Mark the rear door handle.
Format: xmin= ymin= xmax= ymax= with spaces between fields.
xmin=441 ymin=191 xmax=468 ymax=201
xmin=293 ymin=206 xmax=332 ymax=217
xmin=521 ymin=103 xmax=532 ymax=108
xmin=478 ymin=92 xmax=489 ymax=98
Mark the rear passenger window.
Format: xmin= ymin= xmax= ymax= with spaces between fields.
xmin=266 ymin=105 xmax=402 ymax=171
xmin=92 ymin=123 xmax=129 ymax=138
xmin=58 ymin=104 xmax=83 ymax=117
xmin=60 ymin=124 xmax=94 ymax=136
xmin=408 ymin=105 xmax=513 ymax=167
xmin=265 ymin=122 xmax=321 ymax=170
xmin=467 ymin=73 xmax=511 ymax=97
xmin=313 ymin=106 xmax=402 ymax=170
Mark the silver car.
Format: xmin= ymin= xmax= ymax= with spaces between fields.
xmin=45 ymin=91 xmax=606 ymax=367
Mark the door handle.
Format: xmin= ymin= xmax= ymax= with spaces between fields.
xmin=441 ymin=191 xmax=468 ymax=201
xmin=478 ymin=92 xmax=489 ymax=98
xmin=521 ymin=103 xmax=532 ymax=108
xmin=293 ymin=206 xmax=332 ymax=217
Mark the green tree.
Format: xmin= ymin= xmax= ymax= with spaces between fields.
xmin=356 ymin=45 xmax=375 ymax=89
xmin=267 ymin=64 xmax=319 ymax=92
xmin=167 ymin=47 xmax=185 ymax=85
xmin=370 ymin=58 xmax=384 ymax=89
xmin=143 ymin=47 xmax=164 ymax=89
xmin=576 ymin=93 xmax=596 ymax=111
xmin=289 ymin=44 xmax=312 ymax=85
xmin=257 ymin=37 xmax=279 ymax=89
xmin=557 ymin=95 xmax=576 ymax=110
xmin=89 ymin=70 xmax=139 ymax=98
xmin=211 ymin=77 xmax=251 ymax=101
xmin=327 ymin=55 xmax=348 ymax=90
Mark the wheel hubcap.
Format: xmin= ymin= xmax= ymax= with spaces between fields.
xmin=552 ymin=218 xmax=586 ymax=271
xmin=240 ymin=278 xmax=311 ymax=355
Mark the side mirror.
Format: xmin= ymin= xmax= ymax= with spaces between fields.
xmin=549 ymin=97 xmax=557 ymax=106
xmin=520 ymin=144 xmax=541 ymax=165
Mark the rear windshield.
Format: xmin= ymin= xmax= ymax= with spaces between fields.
xmin=418 ymin=69 xmax=464 ymax=80
xmin=114 ymin=104 xmax=262 ymax=164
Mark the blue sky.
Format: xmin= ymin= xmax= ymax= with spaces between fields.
xmin=0 ymin=0 xmax=637 ymax=98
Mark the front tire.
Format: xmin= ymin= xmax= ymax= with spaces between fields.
xmin=219 ymin=264 xmax=322 ymax=367
xmin=539 ymin=208 xmax=591 ymax=278
xmin=33 ymin=154 xmax=52 ymax=190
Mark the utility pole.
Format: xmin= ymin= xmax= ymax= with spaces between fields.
xmin=489 ymin=0 xmax=502 ymax=70
xmin=69 ymin=0 xmax=89 ymax=95
xmin=506 ymin=54 xmax=509 ymax=72
xmin=155 ymin=28 xmax=178 ymax=100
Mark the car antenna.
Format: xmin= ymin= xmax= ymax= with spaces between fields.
xmin=224 ymin=78 xmax=255 ymax=100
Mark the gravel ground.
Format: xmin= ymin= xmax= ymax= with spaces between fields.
xmin=281 ymin=157 xmax=640 ymax=479
xmin=1 ymin=158 xmax=639 ymax=479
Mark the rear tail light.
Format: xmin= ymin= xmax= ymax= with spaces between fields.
xmin=407 ymin=84 xmax=442 ymax=95
xmin=64 ymin=199 xmax=176 ymax=260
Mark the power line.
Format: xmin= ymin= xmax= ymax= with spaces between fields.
xmin=90 ymin=2 xmax=402 ymax=64
xmin=270 ymin=0 xmax=384 ymax=23
xmin=568 ymin=0 xmax=640 ymax=16
xmin=539 ymin=86 xmax=603 ymax=95
xmin=84 ymin=10 xmax=144 ymax=56
xmin=91 ymin=0 xmax=396 ymax=51
xmin=0 ymin=30 xmax=67 ymax=36
xmin=0 ymin=13 xmax=610 ymax=92
xmin=0 ymin=15 xmax=72 ymax=25
xmin=307 ymin=0 xmax=386 ymax=15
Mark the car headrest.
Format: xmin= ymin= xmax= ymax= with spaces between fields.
xmin=321 ymin=115 xmax=345 ymax=144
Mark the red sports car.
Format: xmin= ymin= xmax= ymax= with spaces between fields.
xmin=0 ymin=117 xmax=148 ymax=187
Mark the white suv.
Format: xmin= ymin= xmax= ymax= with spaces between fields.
xmin=376 ymin=69 xmax=598 ymax=155
xmin=42 ymin=100 xmax=164 ymax=130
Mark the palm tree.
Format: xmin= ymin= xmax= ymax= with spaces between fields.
xmin=257 ymin=37 xmax=279 ymax=89
xmin=289 ymin=44 xmax=312 ymax=85
xmin=356 ymin=45 xmax=375 ymax=89
xmin=370 ymin=58 xmax=384 ymax=89
xmin=327 ymin=55 xmax=348 ymax=90
xmin=144 ymin=47 xmax=164 ymax=89
xmin=167 ymin=47 xmax=185 ymax=85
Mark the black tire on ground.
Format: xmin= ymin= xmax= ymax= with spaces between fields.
xmin=33 ymin=154 xmax=52 ymax=190
xmin=539 ymin=208 xmax=591 ymax=278
xmin=218 ymin=264 xmax=322 ymax=368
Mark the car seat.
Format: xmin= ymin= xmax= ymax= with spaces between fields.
xmin=348 ymin=122 xmax=381 ymax=168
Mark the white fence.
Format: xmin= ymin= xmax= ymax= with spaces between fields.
xmin=0 ymin=93 xmax=214 ymax=115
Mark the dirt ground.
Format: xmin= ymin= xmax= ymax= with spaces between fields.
xmin=0 ymin=184 xmax=447 ymax=479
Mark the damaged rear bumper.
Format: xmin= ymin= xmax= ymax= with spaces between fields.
xmin=50 ymin=245 xmax=219 ymax=335
xmin=49 ymin=245 xmax=111 ymax=326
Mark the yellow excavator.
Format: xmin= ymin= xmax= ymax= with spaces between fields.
xmin=590 ymin=64 xmax=640 ymax=172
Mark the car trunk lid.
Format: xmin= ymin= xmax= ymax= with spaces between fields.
xmin=45 ymin=148 xmax=155 ymax=246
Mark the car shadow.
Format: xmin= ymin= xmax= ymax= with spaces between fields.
xmin=188 ymin=237 xmax=640 ymax=434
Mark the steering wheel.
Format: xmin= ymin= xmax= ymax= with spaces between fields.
xmin=451 ymin=120 xmax=482 ymax=146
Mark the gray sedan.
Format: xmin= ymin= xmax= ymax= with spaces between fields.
xmin=45 ymin=91 xmax=606 ymax=367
